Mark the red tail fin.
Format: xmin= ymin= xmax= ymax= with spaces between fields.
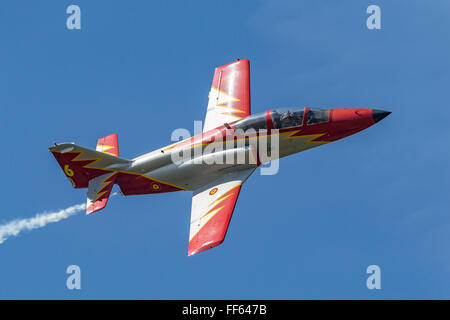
xmin=96 ymin=134 xmax=119 ymax=157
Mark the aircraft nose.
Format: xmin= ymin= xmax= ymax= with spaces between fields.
xmin=372 ymin=109 xmax=391 ymax=123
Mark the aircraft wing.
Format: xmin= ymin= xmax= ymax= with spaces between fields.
xmin=203 ymin=59 xmax=251 ymax=132
xmin=188 ymin=168 xmax=255 ymax=256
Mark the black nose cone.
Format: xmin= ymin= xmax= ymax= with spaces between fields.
xmin=372 ymin=109 xmax=391 ymax=123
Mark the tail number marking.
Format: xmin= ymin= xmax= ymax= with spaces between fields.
xmin=64 ymin=164 xmax=74 ymax=177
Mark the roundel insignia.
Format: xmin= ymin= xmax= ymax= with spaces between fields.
xmin=209 ymin=188 xmax=218 ymax=196
xmin=152 ymin=183 xmax=161 ymax=191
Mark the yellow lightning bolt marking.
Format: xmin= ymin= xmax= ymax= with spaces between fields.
xmin=210 ymin=86 xmax=245 ymax=119
xmin=209 ymin=193 xmax=234 ymax=208
xmin=209 ymin=185 xmax=241 ymax=208
xmin=211 ymin=86 xmax=241 ymax=106
xmin=51 ymin=149 xmax=187 ymax=191
xmin=201 ymin=205 xmax=225 ymax=220
xmin=96 ymin=144 xmax=117 ymax=156
xmin=280 ymin=130 xmax=329 ymax=143
xmin=189 ymin=185 xmax=242 ymax=241
xmin=164 ymin=128 xmax=329 ymax=153
xmin=86 ymin=172 xmax=117 ymax=209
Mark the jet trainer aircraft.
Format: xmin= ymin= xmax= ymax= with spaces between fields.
xmin=49 ymin=59 xmax=390 ymax=256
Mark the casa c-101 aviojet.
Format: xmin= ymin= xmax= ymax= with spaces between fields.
xmin=49 ymin=59 xmax=390 ymax=256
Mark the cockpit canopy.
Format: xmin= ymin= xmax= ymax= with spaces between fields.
xmin=232 ymin=107 xmax=330 ymax=131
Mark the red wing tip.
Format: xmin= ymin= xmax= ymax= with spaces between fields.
xmin=188 ymin=240 xmax=224 ymax=256
xmin=216 ymin=59 xmax=249 ymax=70
xmin=85 ymin=204 xmax=105 ymax=215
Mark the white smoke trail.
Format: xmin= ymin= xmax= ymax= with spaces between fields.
xmin=0 ymin=203 xmax=85 ymax=244
xmin=0 ymin=192 xmax=119 ymax=244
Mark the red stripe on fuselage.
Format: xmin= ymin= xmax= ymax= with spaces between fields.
xmin=265 ymin=110 xmax=274 ymax=130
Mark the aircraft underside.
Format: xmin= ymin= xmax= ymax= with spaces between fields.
xmin=49 ymin=59 xmax=390 ymax=255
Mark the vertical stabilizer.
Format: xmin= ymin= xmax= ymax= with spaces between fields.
xmin=86 ymin=134 xmax=120 ymax=214
xmin=96 ymin=133 xmax=119 ymax=157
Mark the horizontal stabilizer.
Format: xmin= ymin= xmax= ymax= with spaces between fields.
xmin=86 ymin=172 xmax=117 ymax=214
xmin=49 ymin=143 xmax=130 ymax=189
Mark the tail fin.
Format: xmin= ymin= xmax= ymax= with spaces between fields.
xmin=49 ymin=134 xmax=129 ymax=214
xmin=96 ymin=133 xmax=119 ymax=157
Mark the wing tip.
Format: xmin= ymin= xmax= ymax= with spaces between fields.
xmin=216 ymin=59 xmax=249 ymax=70
xmin=85 ymin=201 xmax=106 ymax=215
xmin=188 ymin=240 xmax=224 ymax=256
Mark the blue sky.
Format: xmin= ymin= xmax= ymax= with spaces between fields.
xmin=1 ymin=0 xmax=450 ymax=299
